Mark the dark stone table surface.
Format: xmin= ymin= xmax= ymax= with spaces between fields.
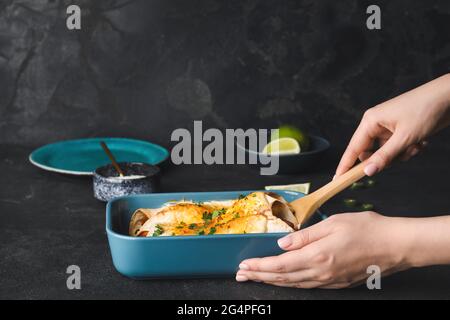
xmin=1 ymin=136 xmax=449 ymax=300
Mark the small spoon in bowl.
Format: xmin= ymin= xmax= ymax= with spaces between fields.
xmin=100 ymin=141 xmax=125 ymax=177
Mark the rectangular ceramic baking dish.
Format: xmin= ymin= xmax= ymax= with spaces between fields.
xmin=106 ymin=190 xmax=326 ymax=279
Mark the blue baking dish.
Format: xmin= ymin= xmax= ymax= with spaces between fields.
xmin=106 ymin=190 xmax=326 ymax=279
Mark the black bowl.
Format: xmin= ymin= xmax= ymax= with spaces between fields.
xmin=93 ymin=162 xmax=160 ymax=202
xmin=240 ymin=135 xmax=330 ymax=174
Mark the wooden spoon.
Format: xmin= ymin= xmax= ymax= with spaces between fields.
xmin=290 ymin=160 xmax=368 ymax=227
xmin=100 ymin=141 xmax=125 ymax=177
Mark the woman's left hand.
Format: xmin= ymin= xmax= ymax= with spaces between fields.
xmin=236 ymin=211 xmax=412 ymax=289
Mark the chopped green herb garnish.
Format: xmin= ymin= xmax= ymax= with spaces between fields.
xmin=188 ymin=223 xmax=197 ymax=229
xmin=152 ymin=225 xmax=164 ymax=237
xmin=208 ymin=227 xmax=216 ymax=235
xmin=211 ymin=211 xmax=220 ymax=219
xmin=366 ymin=179 xmax=376 ymax=187
xmin=211 ymin=208 xmax=226 ymax=219
xmin=175 ymin=225 xmax=184 ymax=229
xmin=234 ymin=213 xmax=240 ymax=219
xmin=197 ymin=230 xmax=205 ymax=235
xmin=343 ymin=199 xmax=358 ymax=207
xmin=350 ymin=182 xmax=365 ymax=190
xmin=238 ymin=194 xmax=246 ymax=200
xmin=202 ymin=212 xmax=213 ymax=221
xmin=361 ymin=203 xmax=374 ymax=211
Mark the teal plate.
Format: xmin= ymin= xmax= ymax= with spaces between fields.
xmin=29 ymin=138 xmax=169 ymax=175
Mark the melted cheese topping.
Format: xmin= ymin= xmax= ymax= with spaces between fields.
xmin=129 ymin=192 xmax=294 ymax=237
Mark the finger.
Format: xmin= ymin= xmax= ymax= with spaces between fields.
xmin=265 ymin=281 xmax=324 ymax=288
xmin=414 ymin=140 xmax=428 ymax=153
xmin=364 ymin=131 xmax=408 ymax=176
xmin=277 ymin=219 xmax=331 ymax=251
xmin=399 ymin=144 xmax=421 ymax=161
xmin=335 ymin=123 xmax=375 ymax=176
xmin=399 ymin=139 xmax=429 ymax=161
xmin=399 ymin=153 xmax=412 ymax=162
xmin=239 ymin=249 xmax=314 ymax=273
xmin=236 ymin=268 xmax=317 ymax=284
xmin=318 ymin=282 xmax=352 ymax=289
xmin=399 ymin=145 xmax=415 ymax=161
xmin=358 ymin=151 xmax=373 ymax=162
xmin=263 ymin=282 xmax=295 ymax=288
xmin=378 ymin=137 xmax=389 ymax=147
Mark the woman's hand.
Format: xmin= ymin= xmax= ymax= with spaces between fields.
xmin=236 ymin=213 xmax=450 ymax=288
xmin=336 ymin=73 xmax=450 ymax=177
xmin=236 ymin=212 xmax=412 ymax=289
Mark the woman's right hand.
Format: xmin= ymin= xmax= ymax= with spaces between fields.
xmin=336 ymin=73 xmax=450 ymax=177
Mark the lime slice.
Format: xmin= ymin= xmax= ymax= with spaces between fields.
xmin=272 ymin=125 xmax=310 ymax=151
xmin=262 ymin=137 xmax=301 ymax=155
xmin=265 ymin=183 xmax=311 ymax=195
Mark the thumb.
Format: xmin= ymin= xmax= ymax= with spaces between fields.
xmin=277 ymin=221 xmax=330 ymax=251
xmin=364 ymin=131 xmax=407 ymax=176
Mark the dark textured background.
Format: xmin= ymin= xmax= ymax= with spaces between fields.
xmin=1 ymin=0 xmax=449 ymax=149
xmin=1 ymin=0 xmax=450 ymax=300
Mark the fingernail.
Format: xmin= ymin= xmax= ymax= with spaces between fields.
xmin=332 ymin=174 xmax=337 ymax=181
xmin=364 ymin=163 xmax=378 ymax=176
xmin=278 ymin=236 xmax=292 ymax=249
xmin=236 ymin=275 xmax=248 ymax=282
xmin=239 ymin=263 xmax=249 ymax=270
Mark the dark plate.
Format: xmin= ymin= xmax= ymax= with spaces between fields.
xmin=239 ymin=135 xmax=330 ymax=174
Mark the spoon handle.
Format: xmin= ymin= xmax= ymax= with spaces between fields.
xmin=100 ymin=141 xmax=125 ymax=177
xmin=311 ymin=160 xmax=367 ymax=207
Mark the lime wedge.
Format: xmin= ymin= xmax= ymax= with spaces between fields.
xmin=262 ymin=137 xmax=301 ymax=155
xmin=265 ymin=183 xmax=311 ymax=195
xmin=272 ymin=125 xmax=310 ymax=151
